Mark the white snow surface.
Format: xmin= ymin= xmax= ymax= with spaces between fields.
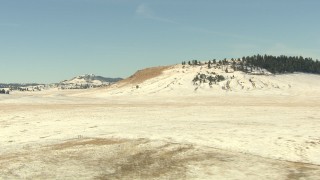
xmin=1 ymin=64 xmax=320 ymax=179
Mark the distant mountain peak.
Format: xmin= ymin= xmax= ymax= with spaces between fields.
xmin=59 ymin=74 xmax=122 ymax=89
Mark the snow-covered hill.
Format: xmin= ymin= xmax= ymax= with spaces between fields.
xmin=58 ymin=74 xmax=122 ymax=89
xmin=97 ymin=61 xmax=320 ymax=96
xmin=2 ymin=75 xmax=123 ymax=93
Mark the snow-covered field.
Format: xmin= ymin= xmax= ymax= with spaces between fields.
xmin=1 ymin=66 xmax=320 ymax=179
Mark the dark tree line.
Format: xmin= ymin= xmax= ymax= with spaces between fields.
xmin=182 ymin=54 xmax=320 ymax=74
xmin=241 ymin=54 xmax=320 ymax=74
xmin=182 ymin=60 xmax=201 ymax=66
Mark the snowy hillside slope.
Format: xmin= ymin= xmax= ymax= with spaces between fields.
xmin=97 ymin=62 xmax=320 ymax=96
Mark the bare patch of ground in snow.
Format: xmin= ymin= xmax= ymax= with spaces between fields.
xmin=1 ymin=138 xmax=320 ymax=179
xmin=114 ymin=66 xmax=170 ymax=88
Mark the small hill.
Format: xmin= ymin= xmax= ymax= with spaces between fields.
xmin=58 ymin=74 xmax=122 ymax=89
xmin=101 ymin=60 xmax=320 ymax=96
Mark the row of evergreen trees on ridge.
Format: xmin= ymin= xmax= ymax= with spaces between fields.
xmin=243 ymin=54 xmax=320 ymax=74
xmin=183 ymin=54 xmax=320 ymax=74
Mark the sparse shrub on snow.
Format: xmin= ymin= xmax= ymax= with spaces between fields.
xmin=192 ymin=73 xmax=226 ymax=86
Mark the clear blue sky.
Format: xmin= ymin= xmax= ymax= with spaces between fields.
xmin=1 ymin=0 xmax=319 ymax=83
